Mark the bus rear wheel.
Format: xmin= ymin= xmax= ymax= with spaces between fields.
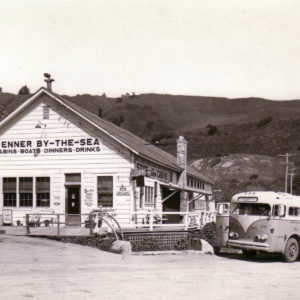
xmin=283 ymin=238 xmax=299 ymax=263
xmin=242 ymin=250 xmax=257 ymax=259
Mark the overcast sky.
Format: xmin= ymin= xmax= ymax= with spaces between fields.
xmin=0 ymin=0 xmax=300 ymax=100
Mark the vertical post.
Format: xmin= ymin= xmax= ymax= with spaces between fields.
xmin=89 ymin=213 xmax=94 ymax=236
xmin=149 ymin=211 xmax=154 ymax=231
xmin=290 ymin=169 xmax=296 ymax=195
xmin=26 ymin=214 xmax=30 ymax=234
xmin=197 ymin=213 xmax=201 ymax=229
xmin=184 ymin=213 xmax=189 ymax=230
xmin=57 ymin=214 xmax=60 ymax=236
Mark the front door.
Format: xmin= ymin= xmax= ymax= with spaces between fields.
xmin=66 ymin=186 xmax=81 ymax=226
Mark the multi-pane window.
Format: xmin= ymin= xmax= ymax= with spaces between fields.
xmin=3 ymin=178 xmax=17 ymax=207
xmin=36 ymin=177 xmax=50 ymax=207
xmin=145 ymin=186 xmax=154 ymax=205
xmin=19 ymin=177 xmax=33 ymax=207
xmin=97 ymin=176 xmax=113 ymax=207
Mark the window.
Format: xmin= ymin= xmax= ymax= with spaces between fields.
xmin=273 ymin=204 xmax=286 ymax=217
xmin=43 ymin=105 xmax=50 ymax=120
xmin=19 ymin=177 xmax=33 ymax=207
xmin=233 ymin=203 xmax=271 ymax=216
xmin=65 ymin=173 xmax=81 ymax=183
xmin=289 ymin=207 xmax=300 ymax=216
xmin=36 ymin=177 xmax=50 ymax=207
xmin=3 ymin=177 xmax=17 ymax=207
xmin=97 ymin=176 xmax=113 ymax=207
xmin=144 ymin=186 xmax=154 ymax=205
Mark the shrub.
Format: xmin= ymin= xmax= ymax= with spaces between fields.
xmin=150 ymin=132 xmax=174 ymax=144
xmin=256 ymin=116 xmax=273 ymax=129
xmin=18 ymin=85 xmax=30 ymax=95
xmin=146 ymin=121 xmax=155 ymax=129
xmin=206 ymin=124 xmax=218 ymax=135
xmin=108 ymin=115 xmax=124 ymax=126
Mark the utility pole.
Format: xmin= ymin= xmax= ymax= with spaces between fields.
xmin=278 ymin=153 xmax=294 ymax=193
xmin=289 ymin=169 xmax=296 ymax=195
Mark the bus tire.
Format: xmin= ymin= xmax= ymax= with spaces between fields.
xmin=213 ymin=246 xmax=220 ymax=255
xmin=242 ymin=250 xmax=257 ymax=259
xmin=283 ymin=238 xmax=299 ymax=263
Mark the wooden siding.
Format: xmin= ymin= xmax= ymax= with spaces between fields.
xmin=0 ymin=95 xmax=133 ymax=226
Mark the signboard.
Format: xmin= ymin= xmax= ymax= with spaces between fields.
xmin=0 ymin=138 xmax=101 ymax=155
xmin=133 ymin=159 xmax=171 ymax=182
xmin=84 ymin=188 xmax=94 ymax=206
xmin=116 ymin=185 xmax=130 ymax=196
xmin=238 ymin=197 xmax=258 ymax=202
xmin=2 ymin=209 xmax=13 ymax=225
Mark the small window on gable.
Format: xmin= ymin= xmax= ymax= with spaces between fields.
xmin=43 ymin=106 xmax=50 ymax=120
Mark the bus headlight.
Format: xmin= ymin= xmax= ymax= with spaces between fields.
xmin=260 ymin=234 xmax=268 ymax=242
xmin=254 ymin=234 xmax=268 ymax=242
xmin=229 ymin=232 xmax=239 ymax=239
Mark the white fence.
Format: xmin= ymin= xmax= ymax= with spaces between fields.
xmin=132 ymin=210 xmax=216 ymax=231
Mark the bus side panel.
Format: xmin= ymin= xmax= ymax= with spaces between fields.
xmin=269 ymin=219 xmax=300 ymax=253
xmin=215 ymin=215 xmax=230 ymax=247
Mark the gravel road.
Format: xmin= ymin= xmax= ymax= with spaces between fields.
xmin=1 ymin=235 xmax=300 ymax=300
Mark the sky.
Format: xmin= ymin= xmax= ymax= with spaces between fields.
xmin=0 ymin=0 xmax=300 ymax=100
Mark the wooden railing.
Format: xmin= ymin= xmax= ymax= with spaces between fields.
xmin=132 ymin=210 xmax=216 ymax=231
xmin=25 ymin=213 xmax=91 ymax=235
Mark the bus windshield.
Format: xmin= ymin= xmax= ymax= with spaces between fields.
xmin=232 ymin=203 xmax=271 ymax=216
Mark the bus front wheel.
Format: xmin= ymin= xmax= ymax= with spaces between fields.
xmin=283 ymin=238 xmax=299 ymax=263
xmin=242 ymin=250 xmax=257 ymax=259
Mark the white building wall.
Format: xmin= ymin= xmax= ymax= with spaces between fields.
xmin=0 ymin=95 xmax=133 ymax=226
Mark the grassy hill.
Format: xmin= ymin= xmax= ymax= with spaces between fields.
xmin=1 ymin=90 xmax=299 ymax=196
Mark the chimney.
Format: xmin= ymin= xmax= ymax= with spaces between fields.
xmin=44 ymin=73 xmax=54 ymax=91
xmin=177 ymin=136 xmax=187 ymax=187
xmin=177 ymin=136 xmax=187 ymax=169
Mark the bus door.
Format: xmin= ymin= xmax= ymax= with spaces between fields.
xmin=214 ymin=202 xmax=230 ymax=253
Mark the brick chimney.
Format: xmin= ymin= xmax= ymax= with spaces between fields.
xmin=44 ymin=73 xmax=54 ymax=91
xmin=177 ymin=136 xmax=187 ymax=187
xmin=177 ymin=136 xmax=188 ymax=211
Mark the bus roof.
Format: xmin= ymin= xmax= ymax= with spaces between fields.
xmin=231 ymin=191 xmax=300 ymax=206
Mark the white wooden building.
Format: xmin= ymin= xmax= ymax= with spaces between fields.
xmin=0 ymin=86 xmax=214 ymax=228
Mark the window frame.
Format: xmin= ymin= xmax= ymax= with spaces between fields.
xmin=97 ymin=175 xmax=114 ymax=207
xmin=3 ymin=177 xmax=17 ymax=207
xmin=36 ymin=177 xmax=50 ymax=207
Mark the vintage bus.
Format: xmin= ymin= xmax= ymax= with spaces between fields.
xmin=218 ymin=191 xmax=300 ymax=262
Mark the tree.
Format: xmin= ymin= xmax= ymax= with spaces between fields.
xmin=18 ymin=85 xmax=30 ymax=95
xmin=0 ymin=87 xmax=2 ymax=93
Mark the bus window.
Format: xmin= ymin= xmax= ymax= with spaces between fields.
xmin=288 ymin=207 xmax=300 ymax=216
xmin=273 ymin=204 xmax=286 ymax=217
xmin=232 ymin=203 xmax=270 ymax=216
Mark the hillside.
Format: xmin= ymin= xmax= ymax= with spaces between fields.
xmin=0 ymin=90 xmax=299 ymax=196
xmin=192 ymin=154 xmax=300 ymax=201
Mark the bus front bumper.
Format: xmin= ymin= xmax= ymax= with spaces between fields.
xmin=227 ymin=239 xmax=270 ymax=252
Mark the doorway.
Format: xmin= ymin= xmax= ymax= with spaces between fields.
xmin=66 ymin=186 xmax=81 ymax=226
xmin=162 ymin=187 xmax=181 ymax=223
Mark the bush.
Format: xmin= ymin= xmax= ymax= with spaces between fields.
xmin=18 ymin=85 xmax=30 ymax=95
xmin=146 ymin=121 xmax=155 ymax=129
xmin=256 ymin=116 xmax=273 ymax=129
xmin=108 ymin=115 xmax=124 ymax=126
xmin=150 ymin=132 xmax=174 ymax=144
xmin=207 ymin=124 xmax=218 ymax=136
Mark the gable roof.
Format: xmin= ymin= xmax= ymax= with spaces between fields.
xmin=0 ymin=87 xmax=214 ymax=184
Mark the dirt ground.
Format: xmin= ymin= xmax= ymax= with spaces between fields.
xmin=1 ymin=234 xmax=300 ymax=300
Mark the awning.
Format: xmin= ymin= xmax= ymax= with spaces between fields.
xmin=160 ymin=182 xmax=212 ymax=195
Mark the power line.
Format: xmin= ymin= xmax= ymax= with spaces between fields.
xmin=278 ymin=153 xmax=295 ymax=193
